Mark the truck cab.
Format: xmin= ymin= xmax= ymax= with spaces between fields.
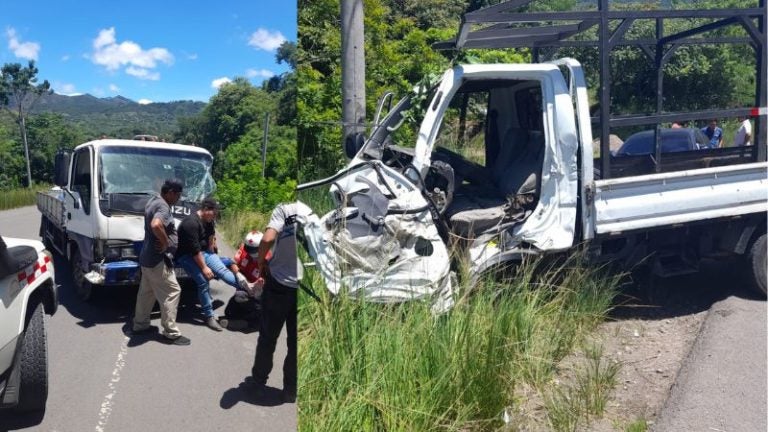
xmin=300 ymin=62 xmax=586 ymax=308
xmin=299 ymin=59 xmax=767 ymax=307
xmin=39 ymin=139 xmax=216 ymax=300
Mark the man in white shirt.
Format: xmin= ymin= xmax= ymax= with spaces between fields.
xmin=250 ymin=201 xmax=313 ymax=403
xmin=733 ymin=116 xmax=752 ymax=146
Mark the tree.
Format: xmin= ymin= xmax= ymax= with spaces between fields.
xmin=0 ymin=61 xmax=51 ymax=187
xmin=198 ymin=77 xmax=275 ymax=153
xmin=25 ymin=113 xmax=86 ymax=183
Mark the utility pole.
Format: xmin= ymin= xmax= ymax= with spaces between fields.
xmin=341 ymin=0 xmax=366 ymax=153
xmin=262 ymin=112 xmax=269 ymax=178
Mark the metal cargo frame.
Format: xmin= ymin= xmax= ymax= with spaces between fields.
xmin=434 ymin=0 xmax=767 ymax=179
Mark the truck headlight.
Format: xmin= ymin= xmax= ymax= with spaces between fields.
xmin=99 ymin=240 xmax=137 ymax=261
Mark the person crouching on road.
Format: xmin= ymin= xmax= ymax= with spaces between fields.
xmin=224 ymin=231 xmax=269 ymax=329
xmin=251 ymin=201 xmax=312 ymax=403
xmin=132 ymin=178 xmax=190 ymax=346
xmin=176 ymin=197 xmax=243 ymax=332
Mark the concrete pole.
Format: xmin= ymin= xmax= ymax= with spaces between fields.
xmin=262 ymin=112 xmax=269 ymax=178
xmin=341 ymin=0 xmax=366 ymax=152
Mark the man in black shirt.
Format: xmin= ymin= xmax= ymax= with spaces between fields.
xmin=177 ymin=197 xmax=241 ymax=331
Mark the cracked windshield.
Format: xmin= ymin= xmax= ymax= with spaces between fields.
xmin=99 ymin=146 xmax=215 ymax=201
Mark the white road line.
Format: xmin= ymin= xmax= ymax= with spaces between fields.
xmin=94 ymin=336 xmax=130 ymax=432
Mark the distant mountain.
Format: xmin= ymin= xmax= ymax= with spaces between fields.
xmin=29 ymin=92 xmax=206 ymax=139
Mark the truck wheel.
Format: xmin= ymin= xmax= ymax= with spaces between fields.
xmin=747 ymin=233 xmax=766 ymax=297
xmin=40 ymin=218 xmax=53 ymax=250
xmin=14 ymin=302 xmax=49 ymax=412
xmin=70 ymin=246 xmax=93 ymax=301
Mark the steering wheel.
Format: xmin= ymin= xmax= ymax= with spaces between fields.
xmin=426 ymin=160 xmax=455 ymax=215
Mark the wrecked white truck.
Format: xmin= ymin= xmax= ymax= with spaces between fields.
xmin=298 ymin=59 xmax=767 ymax=307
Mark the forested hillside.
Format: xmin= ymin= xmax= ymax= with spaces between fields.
xmin=297 ymin=0 xmax=758 ymax=181
xmin=29 ymin=92 xmax=205 ymax=139
xmin=0 ymin=42 xmax=297 ymax=214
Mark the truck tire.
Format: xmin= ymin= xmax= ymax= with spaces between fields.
xmin=40 ymin=217 xmax=53 ymax=251
xmin=14 ymin=302 xmax=49 ymax=412
xmin=747 ymin=233 xmax=766 ymax=297
xmin=70 ymin=246 xmax=93 ymax=301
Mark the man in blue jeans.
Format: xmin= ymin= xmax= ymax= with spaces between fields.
xmin=176 ymin=197 xmax=243 ymax=331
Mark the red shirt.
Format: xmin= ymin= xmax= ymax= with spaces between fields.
xmin=233 ymin=244 xmax=270 ymax=283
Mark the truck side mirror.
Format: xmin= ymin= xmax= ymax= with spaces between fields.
xmin=54 ymin=151 xmax=72 ymax=187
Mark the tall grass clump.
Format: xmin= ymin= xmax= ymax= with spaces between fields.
xmin=544 ymin=344 xmax=621 ymax=431
xmin=298 ymin=252 xmax=621 ymax=431
xmin=0 ymin=184 xmax=50 ymax=211
xmin=217 ymin=209 xmax=270 ymax=247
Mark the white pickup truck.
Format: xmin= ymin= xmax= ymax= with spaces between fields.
xmin=299 ymin=59 xmax=767 ymax=307
xmin=0 ymin=236 xmax=57 ymax=412
xmin=38 ymin=139 xmax=216 ymax=300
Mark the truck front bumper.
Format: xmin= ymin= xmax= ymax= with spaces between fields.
xmin=85 ymin=260 xmax=189 ymax=285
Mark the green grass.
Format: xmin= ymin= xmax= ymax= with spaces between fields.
xmin=297 ymin=251 xmax=621 ymax=431
xmin=622 ymin=418 xmax=648 ymax=432
xmin=0 ymin=184 xmax=50 ymax=211
xmin=544 ymin=344 xmax=621 ymax=431
xmin=217 ymin=209 xmax=270 ymax=248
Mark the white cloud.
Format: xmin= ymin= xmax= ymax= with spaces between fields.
xmin=186 ymin=52 xmax=198 ymax=60
xmin=6 ymin=28 xmax=40 ymax=60
xmin=125 ymin=66 xmax=160 ymax=80
xmin=61 ymin=55 xmax=70 ymax=62
xmin=54 ymin=82 xmax=78 ymax=95
xmin=246 ymin=68 xmax=275 ymax=79
xmin=248 ymin=28 xmax=286 ymax=51
xmin=109 ymin=84 xmax=120 ymax=93
xmin=211 ymin=77 xmax=232 ymax=89
xmin=91 ymin=27 xmax=173 ymax=80
xmin=137 ymin=99 xmax=152 ymax=105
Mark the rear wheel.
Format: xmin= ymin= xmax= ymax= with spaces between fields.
xmin=15 ymin=302 xmax=49 ymax=412
xmin=747 ymin=233 xmax=766 ymax=297
xmin=40 ymin=218 xmax=54 ymax=251
xmin=70 ymin=245 xmax=93 ymax=301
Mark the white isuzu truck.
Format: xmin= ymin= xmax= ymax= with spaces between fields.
xmin=298 ymin=59 xmax=767 ymax=308
xmin=37 ymin=138 xmax=216 ymax=300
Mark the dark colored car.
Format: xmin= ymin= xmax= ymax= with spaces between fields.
xmin=615 ymin=128 xmax=706 ymax=156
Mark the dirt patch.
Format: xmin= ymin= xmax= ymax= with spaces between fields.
xmin=584 ymin=310 xmax=707 ymax=431
xmin=507 ymin=259 xmax=755 ymax=431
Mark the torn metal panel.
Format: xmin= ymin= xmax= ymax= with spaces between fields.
xmin=301 ymin=163 xmax=455 ymax=311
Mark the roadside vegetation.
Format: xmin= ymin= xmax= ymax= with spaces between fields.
xmin=296 ymin=187 xmax=622 ymax=431
xmin=218 ymin=209 xmax=271 ymax=249
xmin=297 ymin=247 xmax=622 ymax=431
xmin=0 ymin=183 xmax=50 ymax=211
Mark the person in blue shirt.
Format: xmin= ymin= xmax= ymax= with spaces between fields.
xmin=701 ymin=119 xmax=723 ymax=148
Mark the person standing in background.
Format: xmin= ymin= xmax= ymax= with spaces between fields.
xmin=701 ymin=119 xmax=724 ymax=148
xmin=733 ymin=116 xmax=752 ymax=146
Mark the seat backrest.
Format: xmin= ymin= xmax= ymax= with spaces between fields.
xmin=495 ymin=130 xmax=544 ymax=196
xmin=491 ymin=127 xmax=528 ymax=185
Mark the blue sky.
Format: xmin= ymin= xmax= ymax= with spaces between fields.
xmin=1 ymin=1 xmax=296 ymax=103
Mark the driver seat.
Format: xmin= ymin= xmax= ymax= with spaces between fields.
xmin=445 ymin=128 xmax=541 ymax=237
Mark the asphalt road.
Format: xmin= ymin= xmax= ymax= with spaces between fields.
xmin=654 ymin=294 xmax=767 ymax=432
xmin=0 ymin=206 xmax=296 ymax=431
